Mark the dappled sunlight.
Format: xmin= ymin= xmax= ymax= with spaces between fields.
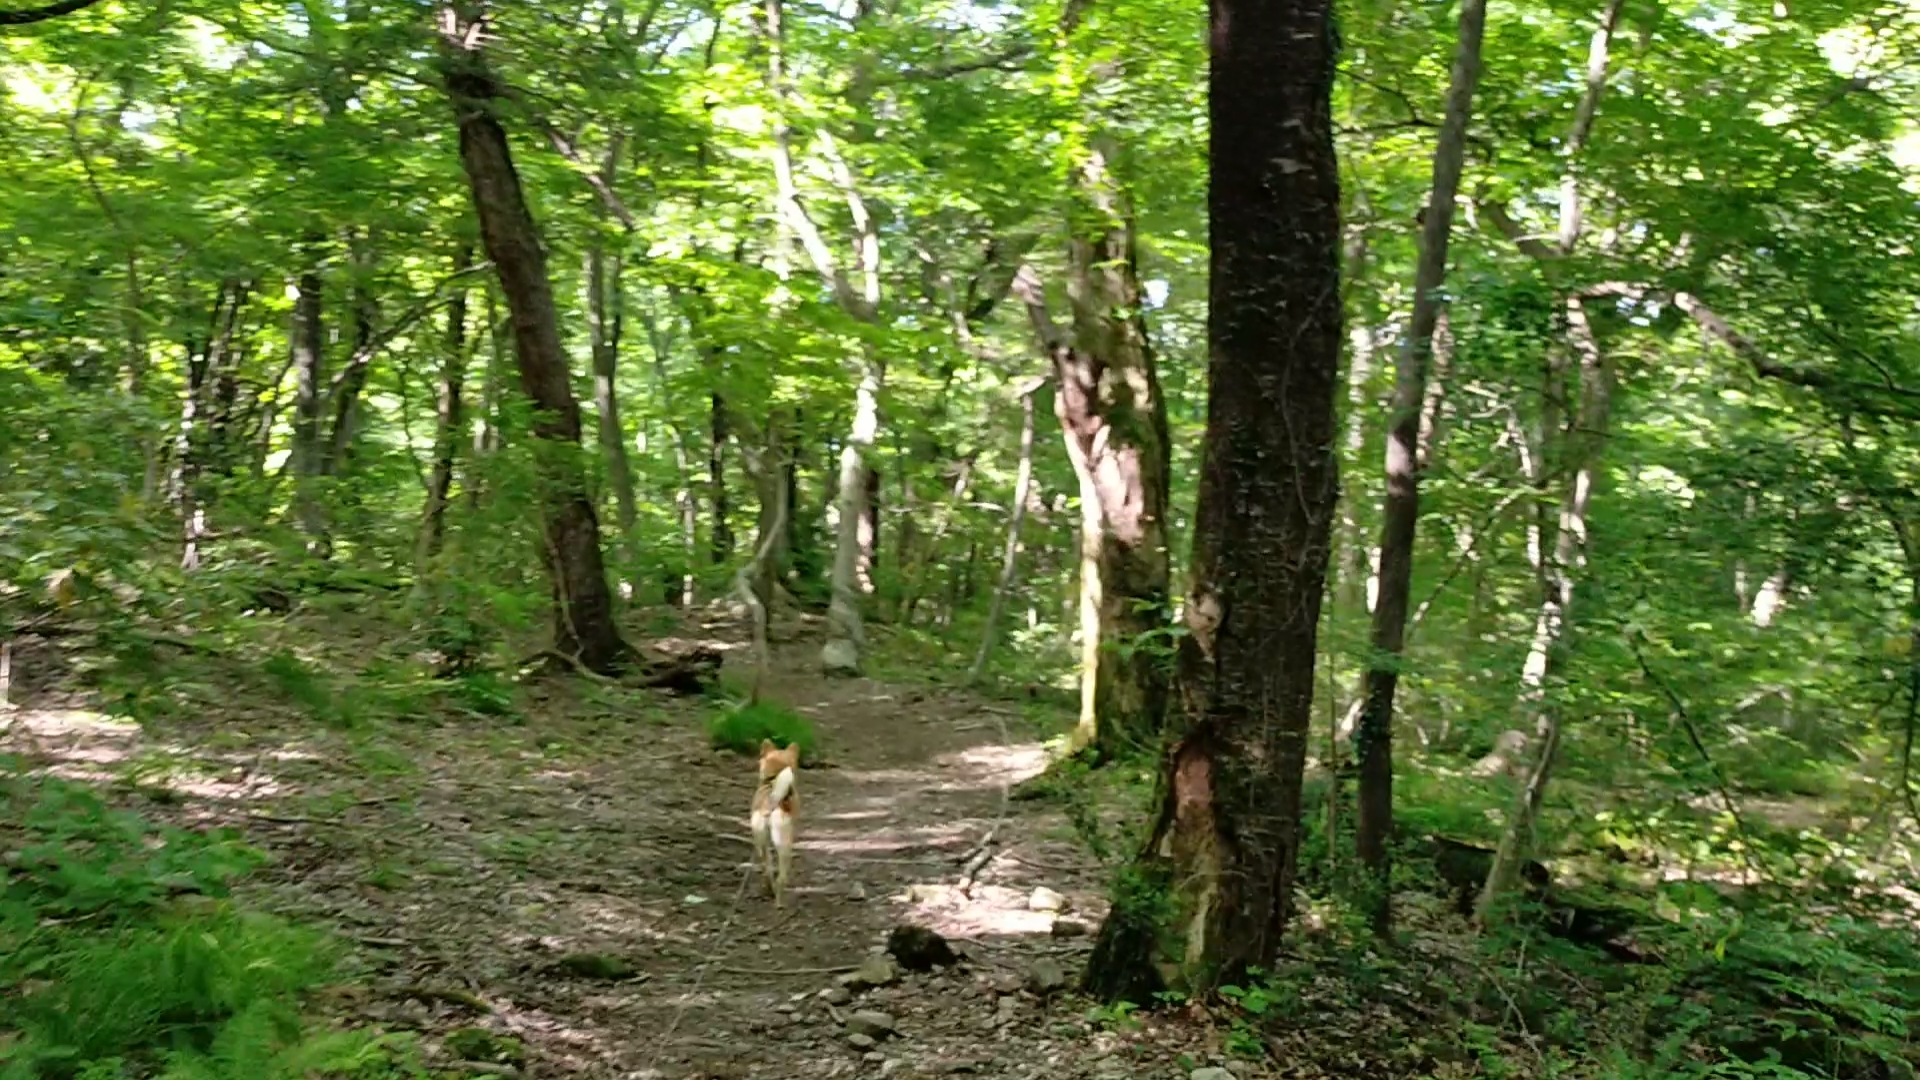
xmin=892 ymin=879 xmax=1061 ymax=938
xmin=804 ymin=819 xmax=976 ymax=854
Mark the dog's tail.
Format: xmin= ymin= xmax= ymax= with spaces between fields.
xmin=769 ymin=765 xmax=796 ymax=808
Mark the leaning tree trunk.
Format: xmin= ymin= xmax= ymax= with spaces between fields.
xmin=439 ymin=5 xmax=628 ymax=673
xmin=1476 ymin=298 xmax=1611 ymax=921
xmin=1474 ymin=0 xmax=1623 ymax=921
xmin=1082 ymin=0 xmax=1341 ymax=998
xmin=1353 ymin=0 xmax=1490 ymax=936
xmin=418 ymin=243 xmax=474 ymax=567
xmin=969 ymin=383 xmax=1041 ymax=683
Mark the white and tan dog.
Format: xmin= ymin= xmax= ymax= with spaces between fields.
xmin=749 ymin=739 xmax=800 ymax=907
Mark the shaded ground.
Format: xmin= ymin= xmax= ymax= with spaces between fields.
xmin=0 ymin=609 xmax=1247 ymax=1080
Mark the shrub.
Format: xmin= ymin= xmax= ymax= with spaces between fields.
xmin=706 ymin=699 xmax=817 ymax=760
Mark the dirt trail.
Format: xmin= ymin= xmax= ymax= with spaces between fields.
xmin=1 ymin=616 xmax=1233 ymax=1080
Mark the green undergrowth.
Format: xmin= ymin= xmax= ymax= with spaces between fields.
xmin=707 ymin=698 xmax=818 ymax=760
xmin=1104 ymin=766 xmax=1920 ymax=1079
xmin=0 ymin=762 xmax=422 ymax=1080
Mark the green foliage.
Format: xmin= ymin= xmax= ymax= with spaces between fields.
xmin=706 ymin=699 xmax=818 ymax=760
xmin=0 ymin=769 xmax=420 ymax=1080
xmin=260 ymin=650 xmax=348 ymax=728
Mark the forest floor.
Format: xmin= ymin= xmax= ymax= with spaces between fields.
xmin=0 ymin=605 xmax=1277 ymax=1080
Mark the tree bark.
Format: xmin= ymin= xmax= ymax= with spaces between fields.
xmin=440 ymin=4 xmax=627 ymax=673
xmin=289 ymin=246 xmax=329 ymax=551
xmin=1013 ymin=259 xmax=1172 ymax=762
xmin=419 ymin=243 xmax=474 ymax=566
xmin=1083 ymin=0 xmax=1341 ymax=997
xmin=0 ymin=0 xmax=104 ymax=25
xmin=322 ymin=236 xmax=379 ymax=478
xmin=1353 ymin=0 xmax=1489 ymax=936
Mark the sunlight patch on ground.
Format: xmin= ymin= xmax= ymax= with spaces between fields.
xmin=935 ymin=741 xmax=1048 ymax=782
xmin=2 ymin=706 xmax=141 ymax=744
xmin=803 ymin=819 xmax=976 ymax=854
xmin=889 ymin=880 xmax=1058 ymax=938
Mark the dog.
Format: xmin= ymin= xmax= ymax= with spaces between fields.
xmin=749 ymin=739 xmax=800 ymax=907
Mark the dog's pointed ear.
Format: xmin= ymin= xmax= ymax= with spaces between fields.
xmin=760 ymin=739 xmax=776 ymax=755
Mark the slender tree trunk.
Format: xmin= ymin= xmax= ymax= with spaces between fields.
xmin=419 ymin=243 xmax=474 ymax=566
xmin=440 ymin=5 xmax=628 ymax=673
xmin=762 ymin=0 xmax=886 ymax=673
xmin=589 ymin=240 xmax=639 ymax=537
xmin=323 ymin=237 xmax=378 ymax=478
xmin=1083 ymin=0 xmax=1341 ymax=998
xmin=465 ymin=284 xmax=505 ymax=510
xmin=1475 ymin=0 xmax=1624 ymax=921
xmin=1476 ymin=299 xmax=1611 ymax=921
xmin=175 ymin=281 xmax=248 ymax=570
xmin=824 ymin=358 xmax=881 ymax=671
xmin=290 ymin=248 xmax=329 ymax=551
xmin=710 ymin=390 xmax=732 ymax=563
xmin=1334 ymin=226 xmax=1375 ymax=627
xmin=969 ymin=386 xmax=1039 ymax=683
xmin=1353 ymin=0 xmax=1490 ymax=936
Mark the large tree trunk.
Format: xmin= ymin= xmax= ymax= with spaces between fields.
xmin=1029 ymin=10 xmax=1175 ymax=762
xmin=289 ymin=248 xmax=329 ymax=552
xmin=1012 ymin=257 xmax=1172 ymax=762
xmin=1353 ymin=0 xmax=1490 ymax=936
xmin=439 ymin=5 xmax=628 ymax=673
xmin=1083 ymin=0 xmax=1341 ymax=998
xmin=418 ymin=243 xmax=474 ymax=566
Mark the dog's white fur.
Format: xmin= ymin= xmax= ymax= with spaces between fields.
xmin=749 ymin=740 xmax=800 ymax=907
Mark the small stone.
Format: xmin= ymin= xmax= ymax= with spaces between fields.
xmin=1027 ymin=886 xmax=1069 ymax=912
xmin=995 ymin=996 xmax=1019 ymax=1018
xmin=840 ymin=955 xmax=900 ymax=989
xmin=777 ymin=1002 xmax=799 ymax=1014
xmin=822 ymin=639 xmax=861 ymax=675
xmin=864 ymin=1052 xmax=887 ymax=1064
xmin=882 ymin=1061 xmax=906 ymax=1077
xmin=820 ymin=986 xmax=855 ymax=1005
xmin=849 ymin=882 xmax=868 ymax=901
xmin=991 ymin=972 xmax=1023 ymax=995
xmin=1192 ymin=1069 xmax=1235 ymax=1080
xmin=1050 ymin=918 xmax=1089 ymax=938
xmin=848 ymin=1033 xmax=878 ymax=1051
xmin=845 ymin=1010 xmax=897 ymax=1038
xmin=1026 ymin=958 xmax=1068 ymax=995
xmin=1226 ymin=1061 xmax=1255 ymax=1078
xmin=887 ymin=925 xmax=959 ymax=971
xmin=974 ymin=1015 xmax=998 ymax=1033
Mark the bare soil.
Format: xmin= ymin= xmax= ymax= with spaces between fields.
xmin=1 ymin=608 xmax=1256 ymax=1080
